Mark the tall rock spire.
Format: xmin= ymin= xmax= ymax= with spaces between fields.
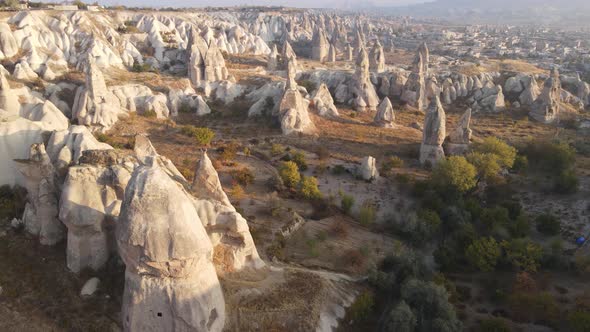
xmin=420 ymin=96 xmax=446 ymax=166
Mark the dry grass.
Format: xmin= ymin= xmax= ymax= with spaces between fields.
xmin=104 ymin=67 xmax=191 ymax=92
xmin=0 ymin=226 xmax=123 ymax=331
xmin=454 ymin=59 xmax=546 ymax=76
xmin=234 ymin=271 xmax=326 ymax=331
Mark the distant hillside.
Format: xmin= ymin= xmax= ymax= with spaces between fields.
xmin=380 ymin=0 xmax=590 ymax=27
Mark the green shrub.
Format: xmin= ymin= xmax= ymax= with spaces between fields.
xmin=509 ymin=214 xmax=531 ymax=238
xmin=535 ymin=214 xmax=561 ymax=236
xmin=553 ymin=170 xmax=579 ymax=194
xmin=271 ymin=143 xmax=285 ymax=156
xmin=348 ymin=291 xmax=375 ymax=322
xmin=466 ymin=237 xmax=501 ymax=272
xmin=220 ymin=141 xmax=239 ymax=163
xmin=178 ymin=101 xmax=192 ymax=113
xmin=278 ymin=161 xmax=301 ymax=188
xmin=473 ymin=137 xmax=517 ymax=169
xmin=431 ymin=156 xmax=477 ymax=193
xmin=141 ymin=109 xmax=158 ymax=118
xmin=513 ymin=155 xmax=529 ymax=172
xmin=568 ymin=310 xmax=590 ymax=332
xmin=502 ymin=238 xmax=543 ymax=272
xmin=291 ymin=151 xmax=308 ymax=171
xmin=232 ymin=168 xmax=255 ymax=187
xmin=385 ymin=301 xmax=416 ymax=332
xmin=479 ymin=317 xmax=512 ymax=332
xmin=401 ymin=279 xmax=463 ymax=331
xmin=95 ymin=132 xmax=110 ymax=143
xmin=381 ymin=156 xmax=404 ymax=176
xmin=480 ymin=206 xmax=511 ymax=230
xmin=341 ymin=194 xmax=355 ymax=215
xmin=523 ymin=140 xmax=576 ymax=173
xmin=332 ymin=164 xmax=347 ymax=175
xmin=358 ymin=201 xmax=377 ymax=226
xmin=296 ymin=79 xmax=317 ymax=93
xmin=298 ymin=176 xmax=322 ymax=200
xmin=180 ymin=126 xmax=215 ymax=146
xmin=131 ymin=60 xmax=153 ymax=73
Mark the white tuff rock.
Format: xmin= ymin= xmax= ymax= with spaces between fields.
xmin=374 ymin=97 xmax=395 ymax=128
xmin=420 ymin=96 xmax=446 ymax=166
xmin=117 ymin=160 xmax=226 ymax=332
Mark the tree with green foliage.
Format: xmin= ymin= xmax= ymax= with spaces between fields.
xmin=473 ymin=137 xmax=517 ymax=169
xmin=480 ymin=206 xmax=511 ymax=231
xmin=466 ymin=152 xmax=502 ymax=180
xmin=431 ymin=156 xmax=477 ymax=193
xmin=72 ymin=0 xmax=87 ymax=9
xmin=298 ymin=176 xmax=322 ymax=200
xmin=278 ymin=161 xmax=300 ymax=189
xmin=502 ymin=238 xmax=543 ymax=272
xmin=385 ymin=301 xmax=416 ymax=332
xmin=466 ymin=237 xmax=501 ymax=272
xmin=523 ymin=140 xmax=576 ymax=173
xmin=3 ymin=0 xmax=19 ymax=9
xmin=401 ymin=279 xmax=463 ymax=332
xmin=509 ymin=214 xmax=531 ymax=238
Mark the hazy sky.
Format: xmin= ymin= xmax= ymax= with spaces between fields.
xmin=97 ymin=0 xmax=429 ymax=8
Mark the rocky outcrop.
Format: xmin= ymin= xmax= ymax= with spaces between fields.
xmin=204 ymin=42 xmax=230 ymax=83
xmin=0 ymin=115 xmax=45 ymax=187
xmin=281 ymin=41 xmax=298 ymax=70
xmin=278 ymin=59 xmax=315 ymax=135
xmin=505 ymin=74 xmax=539 ymax=106
xmin=46 ymin=125 xmax=113 ymax=176
xmin=72 ymin=56 xmax=127 ymax=131
xmin=401 ymin=42 xmax=429 ymax=112
xmin=267 ymin=44 xmax=278 ymax=71
xmin=328 ymin=43 xmax=337 ymax=63
xmin=0 ymin=22 xmax=18 ymax=59
xmin=117 ymin=159 xmax=226 ymax=332
xmin=0 ymin=71 xmax=20 ymax=115
xmin=445 ymin=108 xmax=472 ymax=155
xmin=352 ymin=46 xmax=379 ymax=112
xmin=15 ymin=144 xmax=63 ymax=245
xmin=59 ymin=149 xmax=135 ymax=273
xmin=472 ymin=84 xmax=505 ymax=113
xmin=311 ymin=28 xmax=329 ymax=62
xmin=345 ymin=43 xmax=353 ymax=61
xmin=359 ymin=156 xmax=379 ymax=181
xmin=188 ymin=30 xmax=229 ymax=86
xmin=192 ymin=151 xmax=231 ymax=207
xmin=374 ymin=97 xmax=395 ymax=128
xmin=312 ymin=83 xmax=339 ymax=117
xmin=531 ymin=68 xmax=561 ymax=124
xmin=574 ymin=73 xmax=589 ymax=108
xmin=369 ymin=41 xmax=385 ymax=73
xmin=13 ymin=60 xmax=38 ymax=81
xmin=420 ymin=97 xmax=446 ymax=166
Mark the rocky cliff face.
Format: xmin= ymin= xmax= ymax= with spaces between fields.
xmin=117 ymin=159 xmax=226 ymax=332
